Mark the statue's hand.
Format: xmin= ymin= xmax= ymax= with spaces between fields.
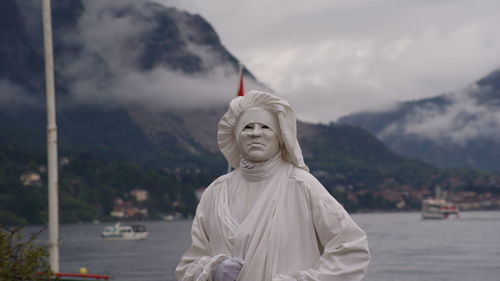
xmin=212 ymin=257 xmax=244 ymax=281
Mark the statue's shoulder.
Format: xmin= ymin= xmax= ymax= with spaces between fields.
xmin=198 ymin=172 xmax=232 ymax=208
xmin=289 ymin=167 xmax=320 ymax=186
xmin=204 ymin=175 xmax=225 ymax=193
xmin=204 ymin=170 xmax=237 ymax=193
xmin=289 ymin=167 xmax=331 ymax=198
xmin=211 ymin=173 xmax=230 ymax=185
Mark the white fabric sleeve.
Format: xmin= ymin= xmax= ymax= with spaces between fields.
xmin=273 ymin=178 xmax=370 ymax=281
xmin=175 ymin=200 xmax=230 ymax=281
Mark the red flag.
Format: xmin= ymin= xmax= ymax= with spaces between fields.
xmin=237 ymin=64 xmax=244 ymax=96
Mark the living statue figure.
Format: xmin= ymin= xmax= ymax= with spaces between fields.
xmin=176 ymin=91 xmax=370 ymax=281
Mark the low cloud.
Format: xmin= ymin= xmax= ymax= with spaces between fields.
xmin=57 ymin=0 xmax=262 ymax=111
xmin=0 ymin=79 xmax=37 ymax=108
xmin=380 ymin=85 xmax=500 ymax=146
xmin=158 ymin=0 xmax=500 ymax=123
xmin=69 ymin=65 xmax=263 ymax=110
xmin=8 ymin=0 xmax=500 ymax=126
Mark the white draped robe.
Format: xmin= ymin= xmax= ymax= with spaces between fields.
xmin=176 ymin=156 xmax=369 ymax=281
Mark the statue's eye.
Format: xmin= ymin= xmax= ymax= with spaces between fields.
xmin=244 ymin=124 xmax=254 ymax=130
xmin=262 ymin=125 xmax=270 ymax=129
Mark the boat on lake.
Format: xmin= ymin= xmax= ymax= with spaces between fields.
xmin=421 ymin=198 xmax=459 ymax=219
xmin=101 ymin=222 xmax=148 ymax=240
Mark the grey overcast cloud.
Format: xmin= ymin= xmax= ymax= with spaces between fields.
xmin=159 ymin=0 xmax=500 ymax=123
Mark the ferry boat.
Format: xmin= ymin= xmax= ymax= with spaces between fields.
xmin=101 ymin=222 xmax=148 ymax=240
xmin=421 ymin=198 xmax=459 ymax=219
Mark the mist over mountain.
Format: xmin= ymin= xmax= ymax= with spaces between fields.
xmin=339 ymin=69 xmax=500 ymax=171
xmin=12 ymin=0 xmax=265 ymax=108
xmin=3 ymin=0 xmax=423 ymax=166
xmin=1 ymin=0 xmax=267 ymax=159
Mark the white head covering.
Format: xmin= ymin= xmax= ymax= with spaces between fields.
xmin=218 ymin=90 xmax=309 ymax=171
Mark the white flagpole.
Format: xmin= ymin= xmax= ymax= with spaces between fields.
xmin=42 ymin=0 xmax=59 ymax=273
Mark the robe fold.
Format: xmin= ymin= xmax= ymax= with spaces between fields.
xmin=176 ymin=156 xmax=369 ymax=281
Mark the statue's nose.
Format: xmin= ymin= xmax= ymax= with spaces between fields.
xmin=248 ymin=125 xmax=263 ymax=136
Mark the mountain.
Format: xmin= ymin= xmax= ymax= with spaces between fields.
xmin=3 ymin=0 xmax=497 ymax=225
xmin=0 ymin=0 xmax=433 ymax=173
xmin=339 ymin=69 xmax=500 ymax=172
xmin=1 ymin=0 xmax=260 ymax=160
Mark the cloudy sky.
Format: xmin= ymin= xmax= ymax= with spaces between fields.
xmin=157 ymin=0 xmax=500 ymax=123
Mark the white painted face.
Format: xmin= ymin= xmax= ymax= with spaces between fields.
xmin=237 ymin=122 xmax=281 ymax=162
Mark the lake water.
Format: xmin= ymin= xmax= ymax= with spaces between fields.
xmin=27 ymin=211 xmax=500 ymax=281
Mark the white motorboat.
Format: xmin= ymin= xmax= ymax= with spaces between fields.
xmin=101 ymin=222 xmax=148 ymax=240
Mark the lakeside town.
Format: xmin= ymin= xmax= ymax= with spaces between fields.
xmin=104 ymin=186 xmax=500 ymax=220
xmin=18 ymin=159 xmax=500 ymax=223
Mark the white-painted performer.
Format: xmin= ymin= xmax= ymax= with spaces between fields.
xmin=176 ymin=91 xmax=370 ymax=281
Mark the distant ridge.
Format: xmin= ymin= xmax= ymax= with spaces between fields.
xmin=339 ymin=68 xmax=500 ymax=171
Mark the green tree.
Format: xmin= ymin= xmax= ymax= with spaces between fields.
xmin=0 ymin=226 xmax=52 ymax=281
